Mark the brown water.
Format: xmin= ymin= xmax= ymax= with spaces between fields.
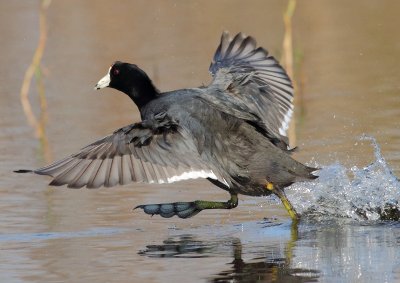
xmin=1 ymin=1 xmax=400 ymax=282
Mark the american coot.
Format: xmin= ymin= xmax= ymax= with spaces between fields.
xmin=16 ymin=32 xmax=317 ymax=220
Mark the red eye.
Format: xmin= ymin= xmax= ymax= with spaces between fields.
xmin=113 ymin=68 xmax=120 ymax=76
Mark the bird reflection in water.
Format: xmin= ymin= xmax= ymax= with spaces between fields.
xmin=139 ymin=221 xmax=319 ymax=282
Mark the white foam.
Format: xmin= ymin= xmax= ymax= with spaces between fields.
xmin=285 ymin=136 xmax=400 ymax=221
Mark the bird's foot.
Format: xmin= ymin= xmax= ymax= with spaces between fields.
xmin=134 ymin=202 xmax=201 ymax=219
xmin=135 ymin=194 xmax=238 ymax=219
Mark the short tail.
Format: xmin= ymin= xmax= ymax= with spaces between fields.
xmin=306 ymin=165 xmax=319 ymax=180
xmin=307 ymin=166 xmax=320 ymax=179
xmin=294 ymin=165 xmax=319 ymax=183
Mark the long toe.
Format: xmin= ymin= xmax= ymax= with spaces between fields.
xmin=135 ymin=202 xmax=201 ymax=219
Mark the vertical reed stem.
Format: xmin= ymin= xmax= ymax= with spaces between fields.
xmin=20 ymin=0 xmax=52 ymax=162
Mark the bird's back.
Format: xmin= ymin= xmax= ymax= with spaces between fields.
xmin=141 ymin=89 xmax=316 ymax=196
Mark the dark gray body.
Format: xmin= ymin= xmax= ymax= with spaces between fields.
xmin=142 ymin=89 xmax=314 ymax=196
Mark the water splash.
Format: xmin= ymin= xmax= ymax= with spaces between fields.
xmin=287 ymin=136 xmax=400 ymax=221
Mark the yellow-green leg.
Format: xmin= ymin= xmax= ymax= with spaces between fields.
xmin=265 ymin=182 xmax=299 ymax=221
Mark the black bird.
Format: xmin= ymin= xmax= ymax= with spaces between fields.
xmin=16 ymin=32 xmax=317 ymax=220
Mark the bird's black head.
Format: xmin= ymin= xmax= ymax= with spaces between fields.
xmin=95 ymin=61 xmax=159 ymax=109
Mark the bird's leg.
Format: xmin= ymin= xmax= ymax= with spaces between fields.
xmin=135 ymin=193 xmax=238 ymax=219
xmin=265 ymin=182 xmax=299 ymax=221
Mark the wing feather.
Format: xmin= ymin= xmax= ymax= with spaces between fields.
xmin=31 ymin=115 xmax=227 ymax=188
xmin=208 ymin=32 xmax=294 ymax=147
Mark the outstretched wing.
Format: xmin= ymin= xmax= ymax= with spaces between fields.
xmin=208 ymin=32 xmax=294 ymax=147
xmin=24 ymin=113 xmax=226 ymax=188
